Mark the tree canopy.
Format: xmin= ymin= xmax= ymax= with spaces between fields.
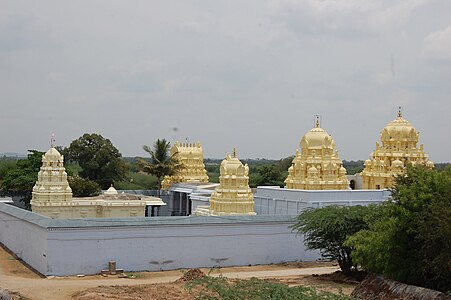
xmin=291 ymin=205 xmax=381 ymax=274
xmin=64 ymin=133 xmax=128 ymax=189
xmin=346 ymin=165 xmax=451 ymax=292
xmin=138 ymin=139 xmax=180 ymax=197
xmin=0 ymin=150 xmax=44 ymax=208
xmin=67 ymin=176 xmax=101 ymax=197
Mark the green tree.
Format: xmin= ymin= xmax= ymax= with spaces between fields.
xmin=0 ymin=159 xmax=18 ymax=181
xmin=67 ymin=176 xmax=101 ymax=197
xmin=0 ymin=150 xmax=44 ymax=209
xmin=64 ymin=133 xmax=128 ymax=189
xmin=346 ymin=165 xmax=451 ymax=292
xmin=138 ymin=139 xmax=180 ymax=197
xmin=291 ymin=205 xmax=381 ymax=274
xmin=251 ymin=165 xmax=285 ymax=187
xmin=342 ymin=160 xmax=365 ymax=175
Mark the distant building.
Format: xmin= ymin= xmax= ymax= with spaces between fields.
xmin=0 ymin=197 xmax=13 ymax=204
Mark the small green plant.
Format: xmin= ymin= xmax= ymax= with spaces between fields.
xmin=186 ymin=275 xmax=350 ymax=300
xmin=124 ymin=272 xmax=142 ymax=279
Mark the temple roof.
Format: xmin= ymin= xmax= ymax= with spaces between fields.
xmin=43 ymin=147 xmax=63 ymax=162
xmin=105 ymin=185 xmax=118 ymax=195
xmin=301 ymin=126 xmax=335 ymax=149
xmin=219 ymin=149 xmax=249 ymax=176
xmin=383 ymin=115 xmax=415 ymax=135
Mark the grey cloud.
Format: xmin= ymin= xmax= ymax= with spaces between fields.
xmin=273 ymin=0 xmax=430 ymax=39
xmin=0 ymin=0 xmax=449 ymax=162
xmin=423 ymin=25 xmax=451 ymax=61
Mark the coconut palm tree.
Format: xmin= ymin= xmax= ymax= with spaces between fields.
xmin=138 ymin=139 xmax=180 ymax=198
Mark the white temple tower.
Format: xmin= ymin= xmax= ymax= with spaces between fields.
xmin=31 ymin=147 xmax=72 ymax=205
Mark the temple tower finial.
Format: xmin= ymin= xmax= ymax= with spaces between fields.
xmin=50 ymin=133 xmax=55 ymax=148
xmin=314 ymin=115 xmax=321 ymax=128
xmin=397 ymin=106 xmax=402 ymax=118
xmin=233 ymin=147 xmax=236 ymax=158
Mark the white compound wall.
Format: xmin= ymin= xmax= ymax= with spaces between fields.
xmin=0 ymin=203 xmax=318 ymax=276
xmin=254 ymin=186 xmax=390 ymax=215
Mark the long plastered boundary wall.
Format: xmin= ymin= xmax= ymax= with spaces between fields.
xmin=0 ymin=203 xmax=318 ymax=276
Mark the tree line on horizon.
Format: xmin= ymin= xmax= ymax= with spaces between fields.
xmin=0 ymin=132 xmax=449 ymax=208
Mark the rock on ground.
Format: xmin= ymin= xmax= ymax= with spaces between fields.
xmin=351 ymin=273 xmax=451 ymax=300
xmin=177 ymin=269 xmax=206 ymax=282
xmin=0 ymin=289 xmax=12 ymax=300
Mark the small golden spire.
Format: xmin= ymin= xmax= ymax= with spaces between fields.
xmin=50 ymin=133 xmax=55 ymax=148
xmin=315 ymin=115 xmax=320 ymax=128
xmin=397 ymin=106 xmax=402 ymax=118
xmin=233 ymin=147 xmax=236 ymax=158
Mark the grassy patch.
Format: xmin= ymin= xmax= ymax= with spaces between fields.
xmin=186 ymin=275 xmax=350 ymax=300
xmin=124 ymin=272 xmax=143 ymax=279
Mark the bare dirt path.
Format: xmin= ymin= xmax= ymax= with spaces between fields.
xmin=0 ymin=245 xmax=346 ymax=300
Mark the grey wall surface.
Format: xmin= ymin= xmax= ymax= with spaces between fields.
xmin=0 ymin=204 xmax=318 ymax=276
xmin=255 ymin=187 xmax=390 ymax=215
xmin=0 ymin=204 xmax=49 ymax=274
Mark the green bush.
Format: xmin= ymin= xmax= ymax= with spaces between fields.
xmin=346 ymin=165 xmax=451 ymax=292
xmin=291 ymin=205 xmax=382 ymax=274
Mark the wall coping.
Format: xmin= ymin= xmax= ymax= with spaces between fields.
xmin=0 ymin=203 xmax=297 ymax=230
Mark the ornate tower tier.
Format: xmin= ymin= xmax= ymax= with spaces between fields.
xmin=31 ymin=147 xmax=72 ymax=205
xmin=285 ymin=118 xmax=349 ymax=190
xmin=208 ymin=149 xmax=255 ymax=215
xmin=361 ymin=109 xmax=433 ymax=189
xmin=162 ymin=141 xmax=209 ymax=189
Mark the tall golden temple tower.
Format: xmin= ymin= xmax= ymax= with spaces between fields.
xmin=284 ymin=117 xmax=349 ymax=190
xmin=208 ymin=149 xmax=255 ymax=215
xmin=162 ymin=141 xmax=209 ymax=189
xmin=361 ymin=108 xmax=433 ymax=189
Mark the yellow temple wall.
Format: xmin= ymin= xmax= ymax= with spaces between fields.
xmin=32 ymin=201 xmax=146 ymax=219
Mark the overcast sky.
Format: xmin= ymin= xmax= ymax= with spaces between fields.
xmin=0 ymin=0 xmax=450 ymax=162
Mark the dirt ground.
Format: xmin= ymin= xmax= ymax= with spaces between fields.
xmin=0 ymin=245 xmax=356 ymax=300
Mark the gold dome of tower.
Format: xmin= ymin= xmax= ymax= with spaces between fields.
xmin=361 ymin=108 xmax=433 ymax=189
xmin=284 ymin=117 xmax=349 ymax=190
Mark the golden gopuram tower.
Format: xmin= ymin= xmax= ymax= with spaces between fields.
xmin=162 ymin=141 xmax=209 ymax=189
xmin=284 ymin=117 xmax=349 ymax=190
xmin=208 ymin=149 xmax=255 ymax=215
xmin=361 ymin=108 xmax=433 ymax=189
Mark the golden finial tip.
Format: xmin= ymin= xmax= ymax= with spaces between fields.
xmin=233 ymin=147 xmax=236 ymax=158
xmin=397 ymin=106 xmax=402 ymax=118
xmin=315 ymin=115 xmax=320 ymax=128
